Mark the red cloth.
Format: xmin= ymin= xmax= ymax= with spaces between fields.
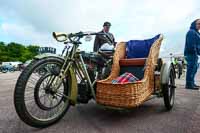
xmin=112 ymin=72 xmax=139 ymax=84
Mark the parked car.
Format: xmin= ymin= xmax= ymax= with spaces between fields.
xmin=2 ymin=61 xmax=22 ymax=71
xmin=1 ymin=63 xmax=15 ymax=73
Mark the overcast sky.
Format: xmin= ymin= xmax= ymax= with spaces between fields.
xmin=0 ymin=0 xmax=199 ymax=56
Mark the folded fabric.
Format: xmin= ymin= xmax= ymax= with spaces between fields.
xmin=112 ymin=72 xmax=139 ymax=84
xmin=126 ymin=34 xmax=160 ymax=58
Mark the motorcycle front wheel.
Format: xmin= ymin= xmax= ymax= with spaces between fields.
xmin=14 ymin=57 xmax=72 ymax=128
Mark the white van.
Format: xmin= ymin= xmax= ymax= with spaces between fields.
xmin=2 ymin=62 xmax=23 ymax=67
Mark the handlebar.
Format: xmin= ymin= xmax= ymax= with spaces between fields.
xmin=52 ymin=31 xmax=113 ymax=44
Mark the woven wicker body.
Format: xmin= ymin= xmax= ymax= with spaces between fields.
xmin=96 ymin=35 xmax=164 ymax=108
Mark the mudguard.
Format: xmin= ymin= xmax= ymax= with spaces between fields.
xmin=160 ymin=61 xmax=175 ymax=85
xmin=34 ymin=53 xmax=78 ymax=105
xmin=34 ymin=53 xmax=63 ymax=60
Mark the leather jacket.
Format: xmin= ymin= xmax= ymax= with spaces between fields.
xmin=93 ymin=30 xmax=115 ymax=52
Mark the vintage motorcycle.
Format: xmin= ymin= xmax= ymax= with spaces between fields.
xmin=14 ymin=31 xmax=115 ymax=128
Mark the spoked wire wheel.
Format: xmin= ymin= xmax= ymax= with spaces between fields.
xmin=34 ymin=74 xmax=65 ymax=111
xmin=14 ymin=57 xmax=71 ymax=128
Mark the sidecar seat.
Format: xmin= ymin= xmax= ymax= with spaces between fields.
xmin=119 ymin=58 xmax=146 ymax=79
xmin=119 ymin=34 xmax=160 ymax=80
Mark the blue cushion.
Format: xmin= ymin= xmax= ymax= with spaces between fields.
xmin=126 ymin=34 xmax=160 ymax=58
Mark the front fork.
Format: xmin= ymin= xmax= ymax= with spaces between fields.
xmin=51 ymin=52 xmax=96 ymax=103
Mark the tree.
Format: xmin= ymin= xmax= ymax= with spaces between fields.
xmin=0 ymin=42 xmax=10 ymax=62
xmin=27 ymin=45 xmax=40 ymax=57
xmin=0 ymin=42 xmax=40 ymax=63
xmin=7 ymin=42 xmax=25 ymax=61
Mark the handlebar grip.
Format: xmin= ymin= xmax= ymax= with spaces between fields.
xmin=52 ymin=32 xmax=68 ymax=42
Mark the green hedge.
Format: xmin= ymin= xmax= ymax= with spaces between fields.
xmin=0 ymin=42 xmax=40 ymax=63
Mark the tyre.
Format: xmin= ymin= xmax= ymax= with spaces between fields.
xmin=14 ymin=57 xmax=72 ymax=128
xmin=10 ymin=68 xmax=15 ymax=72
xmin=161 ymin=65 xmax=176 ymax=110
xmin=178 ymin=72 xmax=181 ymax=79
xmin=102 ymin=66 xmax=111 ymax=79
xmin=2 ymin=68 xmax=8 ymax=73
xmin=101 ymin=59 xmax=112 ymax=79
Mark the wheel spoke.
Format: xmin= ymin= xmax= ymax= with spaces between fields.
xmin=25 ymin=96 xmax=35 ymax=102
xmin=55 ymin=91 xmax=69 ymax=100
xmin=49 ymin=96 xmax=54 ymax=108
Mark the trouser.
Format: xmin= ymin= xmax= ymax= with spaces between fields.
xmin=185 ymin=55 xmax=198 ymax=87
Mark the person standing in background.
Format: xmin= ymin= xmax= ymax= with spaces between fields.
xmin=184 ymin=19 xmax=200 ymax=90
xmin=93 ymin=22 xmax=115 ymax=52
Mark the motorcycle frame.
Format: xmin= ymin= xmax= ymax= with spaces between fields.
xmin=53 ymin=43 xmax=97 ymax=101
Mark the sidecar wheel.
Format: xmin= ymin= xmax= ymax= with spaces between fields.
xmin=161 ymin=65 xmax=176 ymax=110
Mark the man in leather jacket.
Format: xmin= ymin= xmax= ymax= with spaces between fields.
xmin=93 ymin=22 xmax=115 ymax=52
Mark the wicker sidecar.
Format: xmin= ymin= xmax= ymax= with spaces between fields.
xmin=96 ymin=34 xmax=176 ymax=110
